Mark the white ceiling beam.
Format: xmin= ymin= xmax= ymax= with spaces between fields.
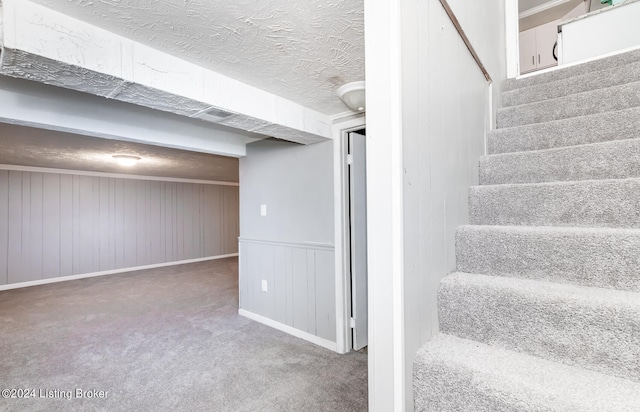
xmin=0 ymin=0 xmax=331 ymax=144
xmin=0 ymin=75 xmax=260 ymax=158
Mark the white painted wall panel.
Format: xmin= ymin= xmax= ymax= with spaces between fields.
xmin=0 ymin=170 xmax=238 ymax=286
xmin=364 ymin=0 xmax=505 ymax=408
xmin=42 ymin=173 xmax=61 ymax=278
xmin=238 ymin=138 xmax=336 ymax=345
xmin=0 ymin=171 xmax=8 ymax=284
xmin=315 ymin=250 xmax=336 ymax=342
xmin=273 ymin=246 xmax=288 ymax=325
xmin=59 ymin=175 xmax=73 ymax=277
xmin=7 ymin=171 xmax=22 ymax=283
xmin=408 ymin=1 xmax=491 ymax=407
xmin=238 ymin=239 xmax=337 ymax=343
xmin=560 ymin=1 xmax=640 ymax=64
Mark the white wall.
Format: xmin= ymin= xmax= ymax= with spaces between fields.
xmin=0 ymin=76 xmax=260 ymax=158
xmin=560 ymin=0 xmax=640 ymax=64
xmin=364 ymin=0 xmax=507 ymax=410
xmin=0 ymin=169 xmax=239 ymax=288
xmin=447 ymin=0 xmax=508 ymax=118
xmin=238 ymin=139 xmax=336 ymax=349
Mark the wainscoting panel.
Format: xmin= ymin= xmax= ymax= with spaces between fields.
xmin=239 ymin=239 xmax=336 ymax=343
xmin=0 ymin=170 xmax=239 ymax=286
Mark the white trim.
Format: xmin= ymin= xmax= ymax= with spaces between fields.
xmin=238 ymin=309 xmax=337 ymax=352
xmin=519 ymin=0 xmax=573 ymax=19
xmin=506 ymin=0 xmax=521 ymax=79
xmin=389 ymin=2 xmax=406 ymax=406
xmin=0 ymin=164 xmax=239 ymax=186
xmin=0 ymin=254 xmax=238 ymax=291
xmin=237 ymin=237 xmax=334 ymax=251
xmin=330 ymin=111 xmax=366 ymax=123
xmin=331 ymin=116 xmax=366 ymax=355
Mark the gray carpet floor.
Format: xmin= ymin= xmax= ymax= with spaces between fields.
xmin=0 ymin=258 xmax=368 ymax=412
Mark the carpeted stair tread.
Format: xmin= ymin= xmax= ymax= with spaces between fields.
xmin=503 ymin=60 xmax=640 ymax=107
xmin=414 ymin=334 xmax=640 ymax=412
xmin=439 ymin=272 xmax=640 ymax=382
xmin=505 ymin=47 xmax=640 ymax=91
xmin=469 ymin=177 xmax=640 ymax=228
xmin=488 ymin=106 xmax=640 ymax=155
xmin=456 ymin=225 xmax=640 ymax=292
xmin=415 ymin=45 xmax=640 ymax=411
xmin=480 ymin=137 xmax=640 ymax=184
xmin=497 ymin=80 xmax=640 ymax=128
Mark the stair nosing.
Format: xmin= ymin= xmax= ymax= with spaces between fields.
xmin=458 ymin=223 xmax=640 ymax=236
xmin=471 ymin=175 xmax=640 ymax=189
xmin=506 ymin=47 xmax=640 ymax=91
xmin=482 ymin=135 xmax=640 ymax=159
xmin=502 ymin=60 xmax=640 ymax=106
xmin=444 ymin=271 xmax=640 ymax=321
xmin=489 ymin=105 xmax=640 ymax=136
xmin=416 ymin=333 xmax=640 ymax=400
xmin=497 ymin=78 xmax=640 ymax=114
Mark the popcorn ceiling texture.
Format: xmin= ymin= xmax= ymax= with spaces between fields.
xmin=0 ymin=48 xmax=327 ymax=145
xmin=0 ymin=122 xmax=241 ymax=182
xmin=29 ymin=0 xmax=365 ymax=115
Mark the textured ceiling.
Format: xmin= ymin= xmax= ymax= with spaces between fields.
xmin=28 ymin=0 xmax=365 ymax=116
xmin=0 ymin=123 xmax=239 ymax=182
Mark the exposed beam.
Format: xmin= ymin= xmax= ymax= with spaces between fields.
xmin=0 ymin=75 xmax=261 ymax=158
xmin=0 ymin=0 xmax=331 ymax=144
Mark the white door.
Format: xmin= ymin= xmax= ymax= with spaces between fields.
xmin=348 ymin=130 xmax=368 ymax=350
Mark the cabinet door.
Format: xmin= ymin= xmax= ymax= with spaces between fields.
xmin=536 ymin=20 xmax=560 ymax=70
xmin=519 ymin=28 xmax=537 ymax=74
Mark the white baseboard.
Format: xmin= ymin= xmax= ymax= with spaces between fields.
xmin=0 ymin=254 xmax=238 ymax=292
xmin=238 ymin=308 xmax=338 ymax=352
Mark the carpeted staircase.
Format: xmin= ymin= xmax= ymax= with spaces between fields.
xmin=414 ymin=49 xmax=640 ymax=411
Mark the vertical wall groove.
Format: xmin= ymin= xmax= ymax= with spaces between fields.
xmin=0 ymin=170 xmax=238 ymax=286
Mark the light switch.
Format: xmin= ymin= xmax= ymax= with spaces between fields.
xmin=260 ymin=204 xmax=267 ymax=216
xmin=261 ymin=280 xmax=268 ymax=292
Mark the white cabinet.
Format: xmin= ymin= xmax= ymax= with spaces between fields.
xmin=519 ymin=20 xmax=560 ymax=74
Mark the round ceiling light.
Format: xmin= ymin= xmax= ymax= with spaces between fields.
xmin=337 ymin=81 xmax=366 ymax=112
xmin=112 ymin=155 xmax=141 ymax=167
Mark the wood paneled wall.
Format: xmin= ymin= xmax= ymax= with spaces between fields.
xmin=239 ymin=239 xmax=336 ymax=343
xmin=0 ymin=170 xmax=239 ymax=286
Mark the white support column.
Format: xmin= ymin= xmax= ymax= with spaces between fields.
xmin=364 ymin=0 xmax=406 ymax=410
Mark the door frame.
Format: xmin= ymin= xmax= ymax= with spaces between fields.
xmin=332 ymin=115 xmax=366 ymax=354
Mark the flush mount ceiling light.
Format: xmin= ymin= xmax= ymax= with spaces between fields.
xmin=112 ymin=155 xmax=141 ymax=167
xmin=337 ymin=81 xmax=366 ymax=112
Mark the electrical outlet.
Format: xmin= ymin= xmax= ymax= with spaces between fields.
xmin=260 ymin=204 xmax=267 ymax=216
xmin=261 ymin=280 xmax=268 ymax=292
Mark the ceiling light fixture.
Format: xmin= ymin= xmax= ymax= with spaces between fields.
xmin=112 ymin=155 xmax=141 ymax=167
xmin=337 ymin=81 xmax=366 ymax=112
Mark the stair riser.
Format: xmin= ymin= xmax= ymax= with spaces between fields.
xmin=469 ymin=179 xmax=640 ymax=228
xmin=506 ymin=48 xmax=640 ymax=91
xmin=488 ymin=106 xmax=640 ymax=155
xmin=456 ymin=226 xmax=640 ymax=292
xmin=414 ymin=334 xmax=640 ymax=412
xmin=497 ymin=81 xmax=640 ymax=128
xmin=480 ymin=138 xmax=640 ymax=185
xmin=504 ymin=61 xmax=640 ymax=108
xmin=439 ymin=274 xmax=640 ymax=382
xmin=414 ymin=360 xmax=526 ymax=412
